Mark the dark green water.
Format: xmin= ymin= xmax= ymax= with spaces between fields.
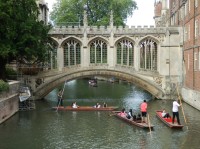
xmin=0 ymin=79 xmax=200 ymax=149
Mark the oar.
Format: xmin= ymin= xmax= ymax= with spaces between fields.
xmin=176 ymin=83 xmax=188 ymax=129
xmin=147 ymin=114 xmax=152 ymax=137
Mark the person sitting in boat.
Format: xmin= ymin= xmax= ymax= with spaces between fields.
xmin=103 ymin=102 xmax=107 ymax=108
xmin=118 ymin=108 xmax=127 ymax=117
xmin=127 ymin=109 xmax=133 ymax=119
xmin=72 ymin=102 xmax=79 ymax=108
xmin=94 ymin=103 xmax=101 ymax=108
xmin=161 ymin=109 xmax=171 ymax=118
xmin=136 ymin=114 xmax=142 ymax=122
xmin=132 ymin=114 xmax=137 ymax=121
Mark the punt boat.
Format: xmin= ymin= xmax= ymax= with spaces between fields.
xmin=112 ymin=111 xmax=154 ymax=129
xmin=156 ymin=110 xmax=184 ymax=128
xmin=52 ymin=106 xmax=118 ymax=111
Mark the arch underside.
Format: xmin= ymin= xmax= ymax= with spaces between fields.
xmin=34 ymin=69 xmax=164 ymax=100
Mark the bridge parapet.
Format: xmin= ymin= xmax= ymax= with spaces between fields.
xmin=49 ymin=25 xmax=179 ymax=36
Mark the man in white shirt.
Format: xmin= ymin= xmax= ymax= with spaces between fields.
xmin=172 ymin=99 xmax=181 ymax=125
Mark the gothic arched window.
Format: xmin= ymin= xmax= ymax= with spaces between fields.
xmin=116 ymin=39 xmax=134 ymax=66
xmin=140 ymin=39 xmax=157 ymax=71
xmin=63 ymin=39 xmax=81 ymax=67
xmin=90 ymin=39 xmax=107 ymax=64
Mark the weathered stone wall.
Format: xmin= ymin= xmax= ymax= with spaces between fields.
xmin=0 ymin=81 xmax=19 ymax=124
xmin=182 ymin=87 xmax=200 ymax=111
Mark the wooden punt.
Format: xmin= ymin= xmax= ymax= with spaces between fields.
xmin=156 ymin=110 xmax=184 ymax=128
xmin=52 ymin=106 xmax=118 ymax=111
xmin=112 ymin=111 xmax=154 ymax=129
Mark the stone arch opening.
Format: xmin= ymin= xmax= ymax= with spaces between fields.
xmin=115 ymin=37 xmax=135 ymax=67
xmin=88 ymin=37 xmax=108 ymax=64
xmin=49 ymin=38 xmax=59 ymax=69
xmin=139 ymin=37 xmax=158 ymax=72
xmin=62 ymin=37 xmax=82 ymax=67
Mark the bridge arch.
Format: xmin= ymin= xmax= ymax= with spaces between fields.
xmin=33 ymin=69 xmax=164 ymax=100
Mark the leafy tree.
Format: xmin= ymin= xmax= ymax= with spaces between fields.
xmin=50 ymin=0 xmax=137 ymax=26
xmin=0 ymin=0 xmax=52 ymax=80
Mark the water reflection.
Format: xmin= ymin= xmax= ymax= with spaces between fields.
xmin=0 ymin=79 xmax=200 ymax=149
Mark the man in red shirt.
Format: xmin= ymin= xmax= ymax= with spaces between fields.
xmin=140 ymin=100 xmax=147 ymax=123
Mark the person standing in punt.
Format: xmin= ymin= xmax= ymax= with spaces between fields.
xmin=172 ymin=99 xmax=181 ymax=125
xmin=140 ymin=100 xmax=147 ymax=123
xmin=57 ymin=89 xmax=63 ymax=107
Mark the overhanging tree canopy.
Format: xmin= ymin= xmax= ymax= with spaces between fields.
xmin=50 ymin=0 xmax=137 ymax=26
xmin=0 ymin=0 xmax=52 ymax=80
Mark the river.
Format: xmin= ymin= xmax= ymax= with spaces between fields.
xmin=0 ymin=79 xmax=200 ymax=149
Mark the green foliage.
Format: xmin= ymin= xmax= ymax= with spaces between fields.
xmin=50 ymin=0 xmax=137 ymax=26
xmin=6 ymin=67 xmax=17 ymax=76
xmin=5 ymin=67 xmax=17 ymax=80
xmin=0 ymin=80 xmax=9 ymax=92
xmin=0 ymin=0 xmax=52 ymax=80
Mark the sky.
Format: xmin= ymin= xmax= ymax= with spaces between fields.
xmin=46 ymin=0 xmax=155 ymax=26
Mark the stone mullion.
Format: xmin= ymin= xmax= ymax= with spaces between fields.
xmin=127 ymin=46 xmax=129 ymax=66
xmin=145 ymin=43 xmax=147 ymax=69
xmin=68 ymin=45 xmax=70 ymax=66
xmin=57 ymin=46 xmax=64 ymax=71
xmin=74 ymin=44 xmax=76 ymax=65
xmin=50 ymin=51 xmax=53 ymax=69
xmin=95 ymin=43 xmax=97 ymax=63
xmin=121 ymin=43 xmax=123 ymax=65
xmin=101 ymin=43 xmax=103 ymax=63
xmin=151 ymin=42 xmax=153 ymax=70
xmin=134 ymin=44 xmax=138 ymax=71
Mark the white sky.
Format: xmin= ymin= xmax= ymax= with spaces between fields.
xmin=46 ymin=0 xmax=155 ymax=26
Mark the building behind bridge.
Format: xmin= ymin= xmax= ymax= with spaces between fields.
xmin=155 ymin=0 xmax=200 ymax=110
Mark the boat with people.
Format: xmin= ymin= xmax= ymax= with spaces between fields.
xmin=156 ymin=110 xmax=184 ymax=128
xmin=88 ymin=79 xmax=97 ymax=87
xmin=111 ymin=111 xmax=154 ymax=129
xmin=52 ymin=106 xmax=118 ymax=111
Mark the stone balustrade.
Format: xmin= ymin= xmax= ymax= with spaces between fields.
xmin=49 ymin=25 xmax=177 ymax=35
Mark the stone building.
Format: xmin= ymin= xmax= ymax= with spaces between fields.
xmin=154 ymin=0 xmax=200 ymax=110
xmin=36 ymin=0 xmax=49 ymax=25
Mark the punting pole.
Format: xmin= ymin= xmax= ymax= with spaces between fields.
xmin=147 ymin=114 xmax=152 ymax=137
xmin=56 ymin=81 xmax=66 ymax=112
xmin=176 ymin=83 xmax=188 ymax=129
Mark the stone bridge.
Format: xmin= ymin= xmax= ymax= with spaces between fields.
xmin=30 ymin=66 xmax=165 ymax=100
xmin=26 ymin=11 xmax=183 ymax=100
